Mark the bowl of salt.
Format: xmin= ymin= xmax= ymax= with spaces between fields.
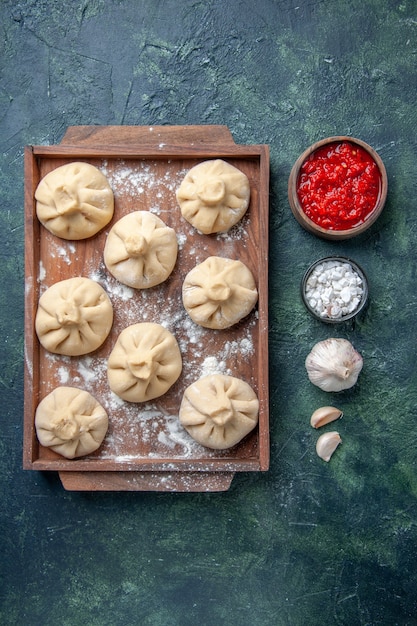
xmin=301 ymin=256 xmax=369 ymax=323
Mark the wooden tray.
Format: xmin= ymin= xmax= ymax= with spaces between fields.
xmin=23 ymin=125 xmax=270 ymax=491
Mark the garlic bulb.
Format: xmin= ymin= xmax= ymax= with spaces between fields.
xmin=305 ymin=338 xmax=363 ymax=392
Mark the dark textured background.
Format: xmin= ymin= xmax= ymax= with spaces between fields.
xmin=2 ymin=1 xmax=417 ymax=624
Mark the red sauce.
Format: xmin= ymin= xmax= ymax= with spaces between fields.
xmin=297 ymin=141 xmax=381 ymax=231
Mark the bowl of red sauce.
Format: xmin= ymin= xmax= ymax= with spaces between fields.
xmin=288 ymin=136 xmax=388 ymax=240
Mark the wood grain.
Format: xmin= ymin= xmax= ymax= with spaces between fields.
xmin=23 ymin=126 xmax=269 ymax=491
xmin=58 ymin=470 xmax=235 ymax=492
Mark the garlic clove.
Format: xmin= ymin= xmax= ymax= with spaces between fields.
xmin=316 ymin=431 xmax=342 ymax=462
xmin=305 ymin=338 xmax=363 ymax=392
xmin=310 ymin=406 xmax=343 ymax=429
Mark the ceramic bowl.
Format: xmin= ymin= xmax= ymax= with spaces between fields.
xmin=288 ymin=136 xmax=388 ymax=240
xmin=301 ymin=256 xmax=369 ymax=323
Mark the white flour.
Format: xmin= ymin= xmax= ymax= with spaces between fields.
xmin=38 ymin=157 xmax=258 ymax=463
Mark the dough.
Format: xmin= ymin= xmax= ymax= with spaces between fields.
xmin=35 ymin=161 xmax=114 ymax=240
xmin=107 ymin=323 xmax=182 ymax=402
xmin=35 ymin=277 xmax=113 ymax=356
xmin=176 ymin=159 xmax=250 ymax=234
xmin=35 ymin=386 xmax=108 ymax=459
xmin=179 ymin=374 xmax=259 ymax=450
xmin=182 ymin=256 xmax=258 ymax=329
xmin=103 ymin=211 xmax=178 ymax=289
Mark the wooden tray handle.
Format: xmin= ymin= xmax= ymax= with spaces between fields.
xmin=59 ymin=471 xmax=235 ymax=492
xmin=60 ymin=125 xmax=236 ymax=148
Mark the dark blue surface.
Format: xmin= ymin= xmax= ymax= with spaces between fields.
xmin=2 ymin=1 xmax=417 ymax=624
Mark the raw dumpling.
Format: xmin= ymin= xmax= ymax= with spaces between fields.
xmin=103 ymin=211 xmax=178 ymax=289
xmin=179 ymin=374 xmax=259 ymax=450
xmin=35 ymin=161 xmax=114 ymax=240
xmin=35 ymin=277 xmax=113 ymax=356
xmin=35 ymin=386 xmax=109 ymax=459
xmin=182 ymin=256 xmax=258 ymax=329
xmin=176 ymin=159 xmax=250 ymax=234
xmin=107 ymin=323 xmax=182 ymax=402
